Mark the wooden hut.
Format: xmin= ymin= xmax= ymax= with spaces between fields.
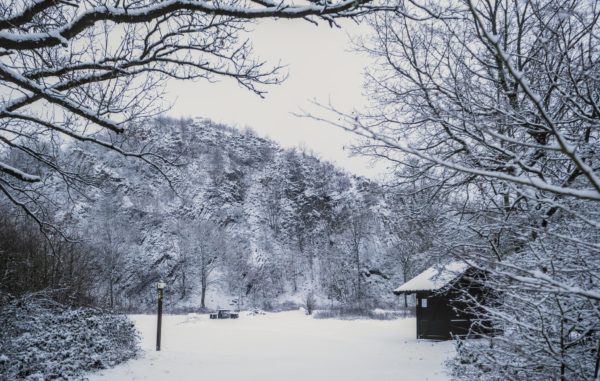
xmin=393 ymin=262 xmax=493 ymax=340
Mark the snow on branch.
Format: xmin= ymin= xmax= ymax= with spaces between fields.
xmin=0 ymin=0 xmax=371 ymax=50
xmin=466 ymin=0 xmax=600 ymax=196
xmin=0 ymin=64 xmax=124 ymax=133
xmin=0 ymin=161 xmax=40 ymax=182
xmin=471 ymin=260 xmax=600 ymax=302
xmin=302 ymin=106 xmax=600 ymax=201
xmin=0 ymin=0 xmax=380 ymax=222
xmin=0 ymin=0 xmax=62 ymax=30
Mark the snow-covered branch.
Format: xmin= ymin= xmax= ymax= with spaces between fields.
xmin=0 ymin=0 xmax=377 ymax=222
xmin=0 ymin=0 xmax=371 ymax=50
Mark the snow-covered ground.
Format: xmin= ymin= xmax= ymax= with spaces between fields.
xmin=88 ymin=311 xmax=454 ymax=381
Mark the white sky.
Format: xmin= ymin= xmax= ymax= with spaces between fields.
xmin=164 ymin=19 xmax=389 ymax=179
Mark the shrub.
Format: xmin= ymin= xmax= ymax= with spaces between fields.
xmin=313 ymin=306 xmax=415 ymax=320
xmin=0 ymin=292 xmax=139 ymax=380
xmin=302 ymin=292 xmax=317 ymax=315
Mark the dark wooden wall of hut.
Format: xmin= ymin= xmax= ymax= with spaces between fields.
xmin=414 ymin=268 xmax=495 ymax=340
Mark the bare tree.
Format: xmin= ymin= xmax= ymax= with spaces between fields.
xmin=305 ymin=0 xmax=600 ymax=379
xmin=221 ymin=231 xmax=252 ymax=309
xmin=310 ymin=0 xmax=600 ymax=294
xmin=302 ymin=290 xmax=317 ymax=315
xmin=344 ymin=206 xmax=372 ymax=308
xmin=0 ymin=0 xmax=378 ymax=224
xmin=383 ymin=174 xmax=442 ymax=307
xmin=85 ymin=192 xmax=143 ymax=308
xmin=91 ymin=219 xmax=129 ymax=309
xmin=259 ymin=173 xmax=284 ymax=234
xmin=179 ymin=219 xmax=226 ymax=308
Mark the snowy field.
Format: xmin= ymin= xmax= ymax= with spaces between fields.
xmin=87 ymin=311 xmax=454 ymax=381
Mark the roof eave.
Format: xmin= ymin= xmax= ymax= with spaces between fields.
xmin=393 ymin=288 xmax=437 ymax=295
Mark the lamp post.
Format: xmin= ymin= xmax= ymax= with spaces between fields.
xmin=156 ymin=281 xmax=166 ymax=351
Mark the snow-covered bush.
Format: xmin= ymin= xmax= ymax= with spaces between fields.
xmin=0 ymin=293 xmax=138 ymax=380
xmin=246 ymin=308 xmax=267 ymax=316
xmin=313 ymin=307 xmax=413 ymax=320
xmin=302 ymin=292 xmax=317 ymax=315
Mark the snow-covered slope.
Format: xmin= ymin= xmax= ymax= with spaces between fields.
xmin=70 ymin=118 xmax=423 ymax=311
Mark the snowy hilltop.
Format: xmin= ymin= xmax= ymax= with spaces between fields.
xmin=0 ymin=117 xmax=434 ymax=313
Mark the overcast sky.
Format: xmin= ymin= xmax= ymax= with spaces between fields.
xmin=164 ymin=19 xmax=389 ymax=179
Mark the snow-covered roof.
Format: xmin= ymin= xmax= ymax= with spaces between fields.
xmin=393 ymin=262 xmax=470 ymax=294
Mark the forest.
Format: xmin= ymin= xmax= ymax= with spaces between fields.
xmin=1 ymin=0 xmax=599 ymax=380
xmin=0 ymin=117 xmax=433 ymax=312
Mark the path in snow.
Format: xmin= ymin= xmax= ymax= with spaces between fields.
xmin=88 ymin=311 xmax=454 ymax=381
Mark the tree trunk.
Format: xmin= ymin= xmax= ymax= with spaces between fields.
xmin=201 ymin=282 xmax=207 ymax=309
xmin=291 ymin=250 xmax=298 ymax=292
xmin=403 ymin=268 xmax=409 ymax=308
xmin=109 ymin=276 xmax=114 ymax=309
xmin=594 ymin=338 xmax=600 ymax=380
xmin=181 ymin=266 xmax=186 ymax=298
xmin=355 ymin=246 xmax=361 ymax=308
